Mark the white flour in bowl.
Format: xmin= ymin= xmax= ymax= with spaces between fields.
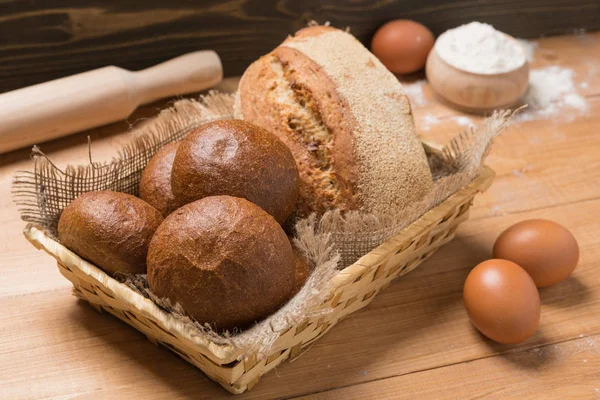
xmin=403 ymin=29 xmax=589 ymax=124
xmin=518 ymin=39 xmax=538 ymax=62
xmin=435 ymin=22 xmax=527 ymax=74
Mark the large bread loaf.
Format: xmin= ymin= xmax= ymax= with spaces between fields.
xmin=234 ymin=26 xmax=433 ymax=216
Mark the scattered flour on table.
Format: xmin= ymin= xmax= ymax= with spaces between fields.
xmin=415 ymin=114 xmax=474 ymax=132
xmin=574 ymin=337 xmax=600 ymax=354
xmin=402 ymin=79 xmax=474 ymax=132
xmin=512 ymin=165 xmax=533 ymax=177
xmin=435 ymin=22 xmax=526 ymax=74
xmin=517 ymin=66 xmax=589 ymax=121
xmin=418 ymin=115 xmax=441 ymax=131
xmin=451 ymin=116 xmax=474 ymax=126
xmin=529 ymin=336 xmax=600 ymax=363
xmin=413 ymin=64 xmax=590 ymax=127
xmin=402 ymin=79 xmax=428 ymax=107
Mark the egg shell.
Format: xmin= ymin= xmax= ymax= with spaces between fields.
xmin=463 ymin=259 xmax=541 ymax=344
xmin=493 ymin=219 xmax=579 ymax=288
xmin=371 ymin=20 xmax=435 ymax=74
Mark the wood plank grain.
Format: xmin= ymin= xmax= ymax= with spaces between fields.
xmin=0 ymin=34 xmax=599 ymax=399
xmin=425 ymin=99 xmax=600 ymax=221
xmin=1 ymin=1 xmax=599 ymax=92
xmin=0 ymin=290 xmax=221 ymax=400
xmin=225 ymin=199 xmax=600 ymax=399
xmin=296 ymin=334 xmax=600 ymax=399
xmin=2 ymin=198 xmax=598 ymax=399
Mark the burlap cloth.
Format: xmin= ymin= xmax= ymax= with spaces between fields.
xmin=13 ymin=91 xmax=513 ymax=357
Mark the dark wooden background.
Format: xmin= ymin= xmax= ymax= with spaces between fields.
xmin=1 ymin=0 xmax=599 ymax=93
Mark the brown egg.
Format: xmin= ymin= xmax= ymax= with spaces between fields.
xmin=493 ymin=219 xmax=579 ymax=288
xmin=371 ymin=20 xmax=435 ymax=74
xmin=463 ymin=259 xmax=540 ymax=344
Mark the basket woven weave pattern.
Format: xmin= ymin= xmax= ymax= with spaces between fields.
xmin=24 ymin=166 xmax=493 ymax=394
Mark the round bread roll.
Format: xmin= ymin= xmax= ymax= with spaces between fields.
xmin=171 ymin=119 xmax=299 ymax=224
xmin=234 ymin=25 xmax=433 ymax=216
xmin=139 ymin=142 xmax=180 ymax=217
xmin=58 ymin=191 xmax=163 ymax=275
xmin=147 ymin=196 xmax=296 ymax=330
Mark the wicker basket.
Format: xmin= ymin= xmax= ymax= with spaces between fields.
xmin=23 ymin=165 xmax=494 ymax=394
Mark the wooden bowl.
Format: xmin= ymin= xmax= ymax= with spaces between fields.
xmin=425 ymin=47 xmax=529 ymax=113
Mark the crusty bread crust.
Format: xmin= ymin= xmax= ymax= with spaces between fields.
xmin=139 ymin=142 xmax=180 ymax=217
xmin=58 ymin=191 xmax=163 ymax=275
xmin=171 ymin=119 xmax=299 ymax=224
xmin=235 ymin=26 xmax=433 ymax=215
xmin=147 ymin=196 xmax=296 ymax=331
xmin=235 ymin=46 xmax=359 ymax=215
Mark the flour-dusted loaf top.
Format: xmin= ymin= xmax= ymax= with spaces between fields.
xmin=234 ymin=25 xmax=433 ymax=216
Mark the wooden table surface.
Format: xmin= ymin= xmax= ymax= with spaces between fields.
xmin=1 ymin=33 xmax=599 ymax=399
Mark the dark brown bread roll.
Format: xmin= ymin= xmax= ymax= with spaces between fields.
xmin=139 ymin=142 xmax=180 ymax=217
xmin=171 ymin=119 xmax=299 ymax=224
xmin=147 ymin=196 xmax=296 ymax=331
xmin=58 ymin=191 xmax=163 ymax=275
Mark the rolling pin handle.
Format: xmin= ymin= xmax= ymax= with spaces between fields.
xmin=132 ymin=50 xmax=223 ymax=105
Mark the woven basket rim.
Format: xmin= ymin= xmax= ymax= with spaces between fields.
xmin=22 ymin=165 xmax=494 ymax=363
xmin=23 ymin=224 xmax=247 ymax=362
xmin=330 ymin=165 xmax=494 ymax=289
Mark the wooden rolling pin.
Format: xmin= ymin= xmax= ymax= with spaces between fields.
xmin=0 ymin=50 xmax=223 ymax=154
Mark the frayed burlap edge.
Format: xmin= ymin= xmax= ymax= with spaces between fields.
xmin=12 ymin=91 xmax=513 ymax=358
xmin=323 ymin=109 xmax=514 ymax=266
